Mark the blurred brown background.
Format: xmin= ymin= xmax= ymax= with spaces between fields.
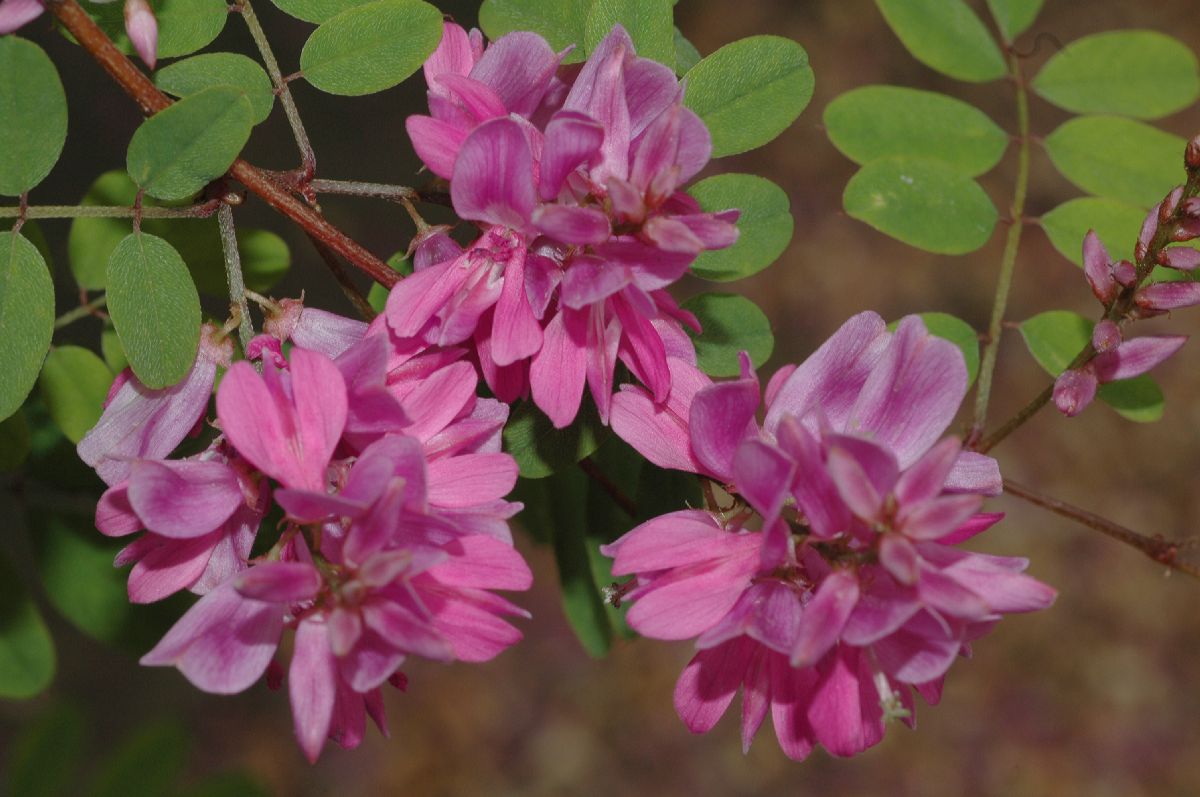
xmin=5 ymin=1 xmax=1200 ymax=795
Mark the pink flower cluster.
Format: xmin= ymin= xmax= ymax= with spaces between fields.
xmin=604 ymin=312 xmax=1056 ymax=759
xmin=78 ymin=309 xmax=531 ymax=762
xmin=390 ymin=22 xmax=738 ymax=428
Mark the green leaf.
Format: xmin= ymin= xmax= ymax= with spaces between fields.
xmin=38 ymin=346 xmax=114 ymax=444
xmin=584 ymin=0 xmax=674 ymax=67
xmin=1097 ymin=377 xmax=1164 ymax=423
xmin=478 ymin=0 xmax=590 ymax=63
xmin=503 ymin=398 xmax=606 ymax=479
xmin=90 ymin=0 xmax=230 ymax=60
xmin=843 ymin=157 xmax=998 ymax=254
xmin=1032 ymin=31 xmax=1200 ymax=120
xmin=90 ymin=720 xmax=189 ymax=797
xmin=69 ymin=171 xmax=138 ymax=292
xmin=156 ymin=53 xmax=276 ymax=125
xmin=106 ymin=232 xmax=201 ymax=389
xmin=823 ymin=85 xmax=1008 ymax=176
xmin=300 ymin=0 xmax=444 ymax=96
xmin=683 ymin=36 xmax=814 ymax=158
xmin=0 ymin=410 xmax=30 ymax=472
xmin=1040 ymin=196 xmax=1146 ymax=266
xmin=985 ymin=0 xmax=1044 ymax=42
xmin=913 ymin=312 xmax=981 ymax=387
xmin=1044 ymin=116 xmax=1185 ymax=207
xmin=271 ymin=0 xmax=374 ymax=24
xmin=0 ymin=37 xmax=67 ymax=196
xmin=0 ymin=232 xmax=54 ymax=422
xmin=162 ymin=222 xmax=292 ymax=296
xmin=5 ymin=703 xmax=87 ymax=797
xmin=1019 ymin=310 xmax=1164 ymax=422
xmin=127 ymin=86 xmax=254 ymax=201
xmin=688 ymin=174 xmax=792 ymax=282
xmin=682 ymin=293 xmax=774 ymax=377
xmin=102 ymin=327 xmax=129 ymax=373
xmin=876 ymin=0 xmax=1007 ymax=82
xmin=673 ymin=27 xmax=701 ymax=76
xmin=0 ymin=551 xmax=55 ymax=699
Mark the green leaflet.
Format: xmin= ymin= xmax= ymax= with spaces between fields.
xmin=0 ymin=37 xmax=68 ymax=196
xmin=1043 ymin=116 xmax=1185 ymax=208
xmin=155 ymin=53 xmax=276 ymax=125
xmin=503 ymin=398 xmax=607 ymax=478
xmin=0 ymin=232 xmax=54 ymax=422
xmin=1032 ymin=31 xmax=1200 ymax=120
xmin=127 ymin=86 xmax=254 ymax=201
xmin=824 ymin=85 xmax=1008 ymax=177
xmin=682 ymin=293 xmax=774 ymax=377
xmin=584 ymin=0 xmax=674 ymax=67
xmin=300 ymin=0 xmax=444 ymax=96
xmin=688 ymin=173 xmax=793 ymax=282
xmin=0 ymin=550 xmax=55 ymax=700
xmin=683 ymin=36 xmax=814 ymax=158
xmin=985 ymin=0 xmax=1044 ymax=43
xmin=38 ymin=346 xmax=113 ymax=444
xmin=105 ymin=232 xmax=201 ymax=389
xmin=876 ymin=0 xmax=1007 ymax=82
xmin=843 ymin=157 xmax=998 ymax=255
xmin=479 ymin=0 xmax=590 ymax=63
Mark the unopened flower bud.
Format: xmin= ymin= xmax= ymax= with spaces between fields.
xmin=1174 ymin=218 xmax=1200 ymax=242
xmin=1053 ymin=368 xmax=1098 ymax=417
xmin=123 ymin=0 xmax=158 ymax=70
xmin=1136 ymin=208 xmax=1159 ymax=261
xmin=1160 ymin=186 xmax=1184 ymax=223
xmin=1183 ymin=197 xmax=1200 ymax=218
xmin=1083 ymin=230 xmax=1118 ymax=304
xmin=1157 ymin=246 xmax=1200 ymax=271
xmin=1187 ymin=134 xmax=1200 ymax=169
xmin=1092 ymin=320 xmax=1122 ymax=353
xmin=1112 ymin=260 xmax=1137 ymax=287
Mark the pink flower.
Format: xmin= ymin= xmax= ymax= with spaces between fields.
xmin=603 ymin=312 xmax=1054 ymax=759
xmin=390 ymin=24 xmax=738 ymax=428
xmin=1 ymin=0 xmax=157 ymax=67
xmin=78 ymin=324 xmax=232 ymax=486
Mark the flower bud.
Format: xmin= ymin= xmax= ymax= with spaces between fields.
xmin=1187 ymin=134 xmax=1200 ymax=169
xmin=1136 ymin=207 xmax=1159 ymax=262
xmin=1112 ymin=260 xmax=1137 ymax=287
xmin=1092 ymin=320 xmax=1122 ymax=353
xmin=1157 ymin=246 xmax=1200 ymax=271
xmin=1135 ymin=282 xmax=1200 ymax=313
xmin=1161 ymin=186 xmax=1185 ymax=222
xmin=1174 ymin=218 xmax=1200 ymax=242
xmin=1083 ymin=230 xmax=1117 ymax=304
xmin=123 ymin=0 xmax=158 ymax=69
xmin=1053 ymin=369 xmax=1098 ymax=417
xmin=1183 ymin=197 xmax=1200 ymax=218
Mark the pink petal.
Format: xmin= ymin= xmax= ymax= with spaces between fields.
xmin=234 ymin=562 xmax=322 ymax=603
xmin=769 ymin=653 xmax=818 ymax=761
xmin=361 ymin=602 xmax=452 ymax=663
xmin=291 ymin=308 xmax=367 ymax=359
xmin=398 ymin=361 xmax=478 ymax=443
xmin=807 ymin=646 xmax=879 ymax=758
xmin=1136 ymin=282 xmax=1200 ymax=312
xmin=470 ymin=31 xmax=562 ymax=117
xmin=540 ymin=111 xmax=605 ymax=200
xmin=405 ymin=115 xmax=469 ymax=179
xmin=602 ymin=510 xmax=736 ymax=573
xmin=740 ymin=648 xmax=771 ymax=753
xmin=625 ymin=549 xmax=760 ymax=640
xmin=688 ymin=376 xmax=759 ymax=481
xmin=898 ymin=494 xmax=983 ymax=541
xmin=731 ymin=439 xmax=796 ymax=524
xmin=879 ymin=534 xmax=921 ymax=585
xmin=490 ymin=245 xmax=543 ymax=365
xmin=827 ymin=446 xmax=884 ymax=522
xmin=127 ymin=460 xmax=241 ymax=539
xmin=893 ymin=436 xmax=961 ymax=506
xmin=625 ymin=57 xmax=680 ymax=138
xmin=532 ymin=204 xmax=612 ymax=245
xmin=127 ymin=532 xmax=218 ymax=603
xmin=613 ymin=290 xmax=671 ymax=403
xmin=0 ymin=0 xmax=43 ymax=34
xmin=434 ymin=73 xmax=507 ymax=122
xmin=1159 ymin=247 xmax=1200 ymax=270
xmin=944 ymin=451 xmax=1002 ymax=496
xmin=774 ymin=417 xmax=851 ymax=538
xmin=424 ymin=22 xmax=475 ymax=90
xmin=96 ymin=484 xmax=142 ymax=537
xmin=426 ymin=453 xmax=518 ymax=508
xmin=530 ymin=309 xmax=588 ymax=428
xmin=610 ymin=357 xmax=710 ymax=473
xmin=564 ymin=26 xmax=632 ymax=183
xmin=123 ymin=0 xmax=157 ymax=69
xmin=1052 ymin=368 xmax=1098 ymax=417
xmin=1083 ymin=230 xmax=1116 ymax=303
xmin=673 ymin=638 xmax=754 ymax=733
xmin=140 ymin=581 xmax=282 ymax=694
xmin=289 ymin=617 xmax=337 ymax=763
xmin=675 ymin=108 xmax=713 ymax=184
xmin=451 ymin=119 xmax=537 ymax=229
xmin=871 ymin=611 xmax=963 ymax=683
xmin=936 ymin=511 xmax=1003 ymax=545
xmin=841 ymin=568 xmax=921 ymax=645
xmin=427 ymin=534 xmax=532 ymax=591
xmin=561 ymin=254 xmax=631 ymax=309
xmin=791 ymin=569 xmax=860 ymax=667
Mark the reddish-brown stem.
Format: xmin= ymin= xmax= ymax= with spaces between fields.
xmin=41 ymin=0 xmax=398 ymax=288
xmin=578 ymin=458 xmax=638 ymax=518
xmin=1003 ymin=478 xmax=1200 ymax=579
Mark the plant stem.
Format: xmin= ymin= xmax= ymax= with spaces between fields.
xmin=40 ymin=0 xmax=398 ymax=288
xmin=1003 ymin=478 xmax=1200 ymax=579
xmin=234 ymin=0 xmax=315 ymax=177
xmin=0 ymin=203 xmax=218 ymax=219
xmin=972 ymin=53 xmax=1030 ymax=438
xmin=310 ymin=179 xmax=417 ymax=202
xmin=54 ymin=295 xmax=107 ymax=329
xmin=578 ymin=458 xmax=638 ymax=518
xmin=305 ymin=234 xmax=378 ymax=321
xmin=217 ymin=203 xmax=255 ymax=350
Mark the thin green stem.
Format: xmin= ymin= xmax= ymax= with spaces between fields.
xmin=217 ymin=203 xmax=255 ymax=350
xmin=0 ymin=203 xmax=218 ymax=219
xmin=972 ymin=54 xmax=1030 ymax=438
xmin=235 ymin=0 xmax=315 ymax=175
xmin=310 ymin=179 xmax=417 ymax=202
xmin=54 ymin=295 xmax=107 ymax=329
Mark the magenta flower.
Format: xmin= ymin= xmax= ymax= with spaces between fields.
xmin=390 ymin=24 xmax=738 ymax=428
xmin=604 ymin=312 xmax=1054 ymax=759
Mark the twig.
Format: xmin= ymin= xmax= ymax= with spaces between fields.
xmin=578 ymin=457 xmax=638 ymax=518
xmin=310 ymin=179 xmax=417 ymax=202
xmin=0 ymin=203 xmax=218 ymax=219
xmin=41 ymin=0 xmax=398 ymax=288
xmin=1004 ymin=478 xmax=1200 ymax=579
xmin=54 ymin=295 xmax=108 ymax=329
xmin=217 ymin=202 xmax=255 ymax=350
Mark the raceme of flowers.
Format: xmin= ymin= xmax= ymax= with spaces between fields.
xmin=70 ymin=21 xmax=1055 ymax=765
xmin=605 ymin=311 xmax=1056 ymax=760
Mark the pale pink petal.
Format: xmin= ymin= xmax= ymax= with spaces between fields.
xmin=0 ymin=0 xmax=43 ymax=34
xmin=123 ymin=0 xmax=157 ymax=69
xmin=827 ymin=446 xmax=884 ymax=522
xmin=127 ymin=460 xmax=241 ymax=539
xmin=361 ymin=602 xmax=453 ymax=663
xmin=944 ymin=451 xmax=1002 ymax=496
xmin=872 ymin=611 xmax=963 ymax=683
xmin=470 ymin=31 xmax=562 ymax=117
xmin=424 ymin=589 xmax=526 ymax=661
xmin=289 ymin=617 xmax=337 ymax=763
xmin=141 ymin=581 xmax=283 ymax=694
xmin=879 ymin=534 xmax=921 ymax=585
xmin=291 ymin=308 xmax=367 ymax=359
xmin=937 ymin=511 xmax=1003 ymax=545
